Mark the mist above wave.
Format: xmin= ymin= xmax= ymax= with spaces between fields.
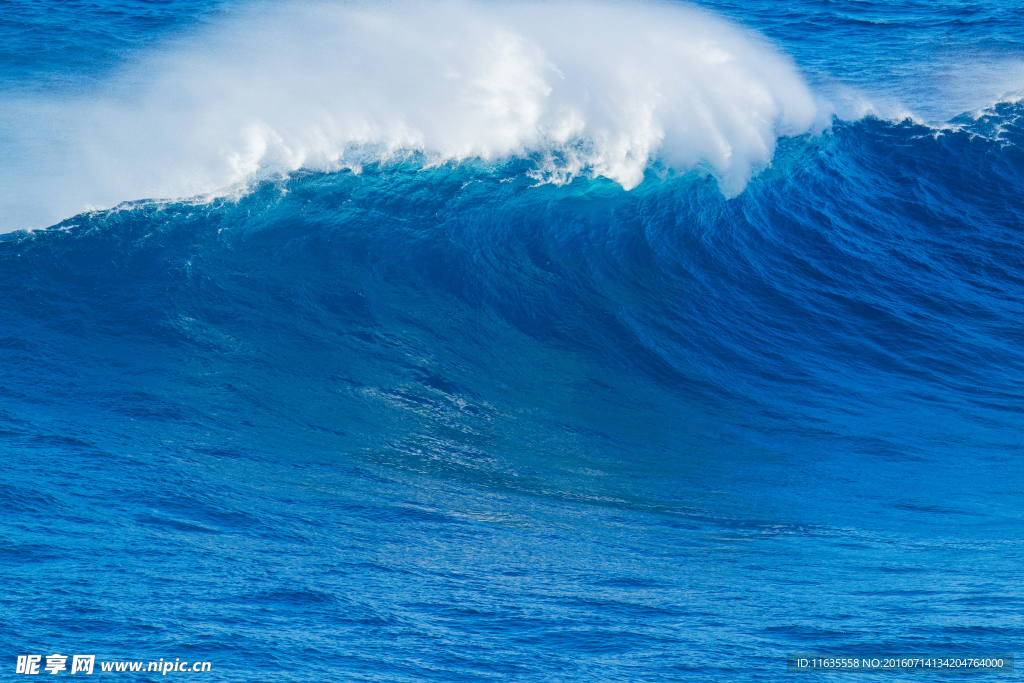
xmin=0 ymin=0 xmax=822 ymax=231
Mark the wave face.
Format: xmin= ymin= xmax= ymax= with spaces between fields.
xmin=4 ymin=1 xmax=1024 ymax=682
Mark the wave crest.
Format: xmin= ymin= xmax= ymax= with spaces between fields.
xmin=0 ymin=0 xmax=822 ymax=231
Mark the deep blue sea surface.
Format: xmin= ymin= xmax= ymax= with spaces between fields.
xmin=2 ymin=1 xmax=1023 ymax=680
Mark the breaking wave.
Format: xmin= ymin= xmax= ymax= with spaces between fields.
xmin=0 ymin=0 xmax=822 ymax=231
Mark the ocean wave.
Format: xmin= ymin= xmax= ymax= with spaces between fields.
xmin=8 ymin=109 xmax=1021 ymax=430
xmin=0 ymin=0 xmax=822 ymax=232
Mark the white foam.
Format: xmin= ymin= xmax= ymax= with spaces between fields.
xmin=0 ymin=0 xmax=823 ymax=232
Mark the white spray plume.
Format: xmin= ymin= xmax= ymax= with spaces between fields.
xmin=0 ymin=0 xmax=822 ymax=232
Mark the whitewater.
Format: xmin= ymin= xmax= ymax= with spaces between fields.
xmin=2 ymin=1 xmax=1023 ymax=682
xmin=9 ymin=0 xmax=818 ymax=229
xmin=4 ymin=0 xmax=1023 ymax=231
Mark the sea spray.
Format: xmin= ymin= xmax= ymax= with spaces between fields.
xmin=0 ymin=0 xmax=820 ymax=232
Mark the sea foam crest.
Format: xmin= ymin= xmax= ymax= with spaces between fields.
xmin=0 ymin=0 xmax=821 ymax=232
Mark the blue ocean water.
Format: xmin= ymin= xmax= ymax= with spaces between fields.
xmin=1 ymin=1 xmax=1023 ymax=681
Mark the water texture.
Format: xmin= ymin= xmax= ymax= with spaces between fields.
xmin=1 ymin=1 xmax=1022 ymax=681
